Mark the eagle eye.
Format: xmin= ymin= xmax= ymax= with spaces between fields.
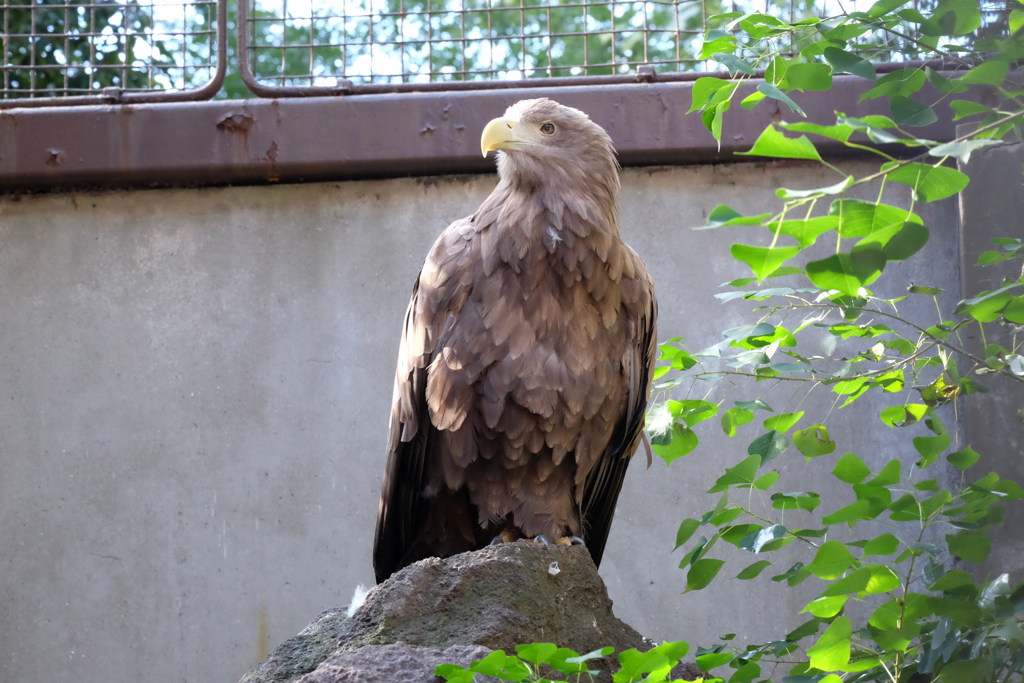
xmin=540 ymin=122 xmax=556 ymax=135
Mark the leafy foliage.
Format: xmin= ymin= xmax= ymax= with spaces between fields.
xmin=441 ymin=1 xmax=1023 ymax=683
xmin=642 ymin=4 xmax=1024 ymax=683
xmin=436 ymin=642 xmax=693 ymax=682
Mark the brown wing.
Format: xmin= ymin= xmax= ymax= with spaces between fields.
xmin=579 ymin=260 xmax=657 ymax=568
xmin=373 ymin=218 xmax=476 ymax=584
xmin=373 ymin=278 xmax=432 ymax=584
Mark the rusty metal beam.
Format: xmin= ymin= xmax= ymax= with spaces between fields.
xmin=0 ymin=76 xmax=997 ymax=193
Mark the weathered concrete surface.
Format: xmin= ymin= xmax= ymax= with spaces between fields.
xmin=0 ymin=162 xmax=964 ymax=683
xmin=240 ymin=542 xmax=648 ymax=683
xmin=958 ymin=139 xmax=1024 ymax=583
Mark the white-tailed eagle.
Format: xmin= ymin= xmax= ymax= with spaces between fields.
xmin=373 ymin=98 xmax=657 ymax=583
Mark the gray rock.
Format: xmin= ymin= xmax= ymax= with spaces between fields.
xmin=295 ymin=643 xmax=496 ymax=683
xmin=238 ymin=541 xmax=654 ymax=683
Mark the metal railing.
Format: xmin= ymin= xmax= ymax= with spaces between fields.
xmin=0 ymin=0 xmax=225 ymax=107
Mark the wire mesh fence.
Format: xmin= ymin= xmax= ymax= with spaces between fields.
xmin=238 ymin=0 xmax=929 ymax=93
xmin=0 ymin=0 xmax=224 ymax=104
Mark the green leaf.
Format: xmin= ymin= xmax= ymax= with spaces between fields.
xmin=823 ymin=47 xmax=875 ymax=80
xmin=806 ymin=540 xmax=857 ymax=579
xmin=434 ymin=663 xmax=477 ymax=683
xmin=694 ymin=205 xmax=775 ymax=231
xmin=722 ymin=524 xmax=764 ymax=546
xmin=959 ymin=60 xmax=1008 ymax=86
xmin=950 ymin=99 xmax=993 ymax=121
xmin=946 ymin=531 xmax=991 ymax=563
xmin=736 ymin=559 xmax=772 ymax=579
xmin=1010 ymin=8 xmax=1024 ymax=34
xmin=867 ymin=0 xmax=911 ymax=17
xmin=747 ymin=431 xmax=790 ymax=465
xmin=955 ymin=285 xmax=1021 ymax=322
xmin=678 ymin=399 xmax=719 ymax=427
xmin=807 ymin=616 xmax=852 ymax=671
xmin=866 ymin=460 xmax=900 ymax=488
xmin=776 ymin=175 xmax=854 ymax=200
xmin=736 ymin=399 xmax=773 ymax=412
xmin=922 ymin=0 xmax=982 ymax=36
xmin=713 ymin=53 xmax=756 ymax=76
xmin=731 ymin=244 xmax=802 ymax=281
xmin=928 ymin=596 xmax=983 ymax=626
xmin=722 ymin=407 xmax=755 ymax=437
xmin=925 ymin=66 xmax=969 ymax=94
xmin=860 ymin=68 xmax=925 ymax=101
xmin=880 ymin=403 xmax=929 ymax=427
xmin=806 ymin=249 xmax=887 ymax=295
xmin=685 ymin=558 xmax=726 ymax=592
xmin=785 ymin=63 xmax=833 ymax=91
xmin=803 ymin=595 xmax=849 ymax=618
xmin=515 ymin=643 xmax=558 ymax=665
xmin=709 ymin=454 xmax=762 ymax=492
xmin=651 ymin=424 xmax=699 ymax=465
xmin=833 ymin=452 xmax=871 ymax=483
xmin=765 ymin=216 xmax=838 ymax=249
xmin=890 ymin=96 xmax=938 ymax=127
xmin=938 ymin=659 xmax=984 ymax=682
xmin=740 ymin=91 xmax=766 ymax=109
xmin=913 ymin=433 xmax=953 ymax=466
xmin=928 ymin=139 xmax=1002 ymax=164
xmin=823 ymin=499 xmax=876 ymax=526
xmin=739 ymin=524 xmax=787 ymax=552
xmin=860 ymin=532 xmax=900 ymax=557
xmin=771 ymin=491 xmax=822 ymax=512
xmin=860 ymin=222 xmax=933 ymax=262
xmin=947 ymin=446 xmax=980 ymax=470
xmin=615 ymin=648 xmax=673 ymax=683
xmin=857 ymin=221 xmax=930 ymax=262
xmin=466 ymin=651 xmax=531 ymax=680
xmin=675 ymin=518 xmax=701 ymax=550
xmin=697 ymin=652 xmax=735 ymax=671
xmin=689 ymin=77 xmax=732 ymax=113
xmin=792 ymin=424 xmax=837 ymax=459
xmin=820 ymin=565 xmax=901 ymax=596
xmin=729 ymin=661 xmax=762 ymax=683
xmin=764 ymin=411 xmax=804 ymax=433
xmin=884 ymin=162 xmax=969 ymax=202
xmin=738 ymin=124 xmax=822 ymax=161
xmin=829 ymin=199 xmax=920 ymax=238
xmin=553 ymin=646 xmax=612 ymax=676
xmin=780 ymin=122 xmax=855 ymax=145
xmin=757 ymin=83 xmax=806 ymax=117
xmin=928 ymin=569 xmax=975 ymax=591
xmin=648 ymin=641 xmax=689 ymax=663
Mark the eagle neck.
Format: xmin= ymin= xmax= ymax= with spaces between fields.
xmin=479 ymin=172 xmax=619 ymax=243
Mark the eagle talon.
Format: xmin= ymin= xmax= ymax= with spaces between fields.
xmin=534 ymin=535 xmax=550 ymax=547
xmin=490 ymin=536 xmax=503 ymax=545
xmin=568 ymin=536 xmax=586 ymax=546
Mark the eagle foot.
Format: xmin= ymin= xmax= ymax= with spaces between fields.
xmin=490 ymin=527 xmax=523 ymax=545
xmin=533 ymin=535 xmax=550 ymax=547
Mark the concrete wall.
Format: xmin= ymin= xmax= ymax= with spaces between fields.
xmin=958 ymin=140 xmax=1024 ymax=583
xmin=0 ymin=161 xmax=967 ymax=683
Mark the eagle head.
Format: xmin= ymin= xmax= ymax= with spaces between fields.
xmin=481 ymin=98 xmax=618 ymax=196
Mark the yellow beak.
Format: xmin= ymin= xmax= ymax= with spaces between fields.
xmin=480 ymin=117 xmax=518 ymax=157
